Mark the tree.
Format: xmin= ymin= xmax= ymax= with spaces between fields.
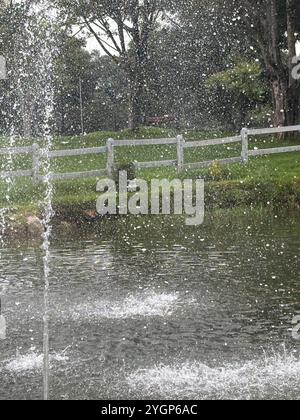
xmin=144 ymin=0 xmax=254 ymax=129
xmin=56 ymin=0 xmax=172 ymax=131
xmin=53 ymin=38 xmax=129 ymax=135
xmin=205 ymin=62 xmax=269 ymax=129
xmin=85 ymin=53 xmax=128 ymax=132
xmin=251 ymin=0 xmax=300 ymax=127
xmin=0 ymin=1 xmax=30 ymax=136
xmin=220 ymin=0 xmax=300 ymax=129
xmin=53 ymin=36 xmax=99 ymax=135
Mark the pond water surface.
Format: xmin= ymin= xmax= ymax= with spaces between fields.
xmin=0 ymin=210 xmax=299 ymax=400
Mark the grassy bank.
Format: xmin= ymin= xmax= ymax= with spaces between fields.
xmin=1 ymin=127 xmax=300 ymax=223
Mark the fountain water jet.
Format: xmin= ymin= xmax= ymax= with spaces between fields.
xmin=1 ymin=0 xmax=58 ymax=399
xmin=34 ymin=6 xmax=57 ymax=401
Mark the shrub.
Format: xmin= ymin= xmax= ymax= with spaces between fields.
xmin=112 ymin=162 xmax=136 ymax=188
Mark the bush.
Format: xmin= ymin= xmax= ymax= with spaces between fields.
xmin=112 ymin=162 xmax=136 ymax=188
xmin=248 ymin=105 xmax=273 ymax=128
xmin=205 ymin=161 xmax=231 ymax=181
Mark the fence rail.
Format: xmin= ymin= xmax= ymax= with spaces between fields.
xmin=0 ymin=124 xmax=300 ymax=182
xmin=184 ymin=135 xmax=241 ymax=148
xmin=113 ymin=138 xmax=178 ymax=147
xmin=48 ymin=146 xmax=107 ymax=158
xmin=0 ymin=146 xmax=33 ymax=155
xmin=247 ymin=125 xmax=300 ymax=136
xmin=248 ymin=144 xmax=300 ymax=157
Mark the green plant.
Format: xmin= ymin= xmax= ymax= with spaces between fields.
xmin=112 ymin=162 xmax=136 ymax=187
xmin=208 ymin=160 xmax=231 ymax=181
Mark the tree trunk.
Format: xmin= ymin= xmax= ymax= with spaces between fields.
xmin=128 ymin=72 xmax=143 ymax=131
xmin=271 ymin=78 xmax=299 ymax=138
xmin=286 ymin=0 xmax=300 ymax=128
xmin=260 ymin=0 xmax=299 ymax=137
xmin=285 ymin=89 xmax=300 ymax=126
xmin=271 ymin=78 xmax=287 ymax=127
xmin=128 ymin=91 xmax=140 ymax=131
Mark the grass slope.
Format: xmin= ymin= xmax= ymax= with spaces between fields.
xmin=0 ymin=127 xmax=300 ymax=216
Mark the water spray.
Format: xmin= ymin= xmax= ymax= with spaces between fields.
xmin=0 ymin=297 xmax=6 ymax=340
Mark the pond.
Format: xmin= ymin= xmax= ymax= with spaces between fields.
xmin=0 ymin=210 xmax=299 ymax=400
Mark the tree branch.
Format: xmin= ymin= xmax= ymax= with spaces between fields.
xmin=83 ymin=16 xmax=119 ymax=63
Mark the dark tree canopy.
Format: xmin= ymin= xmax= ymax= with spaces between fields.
xmin=1 ymin=0 xmax=300 ymax=135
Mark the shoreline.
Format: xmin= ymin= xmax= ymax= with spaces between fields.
xmin=2 ymin=177 xmax=300 ymax=241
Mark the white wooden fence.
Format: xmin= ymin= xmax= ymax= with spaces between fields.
xmin=1 ymin=124 xmax=300 ymax=182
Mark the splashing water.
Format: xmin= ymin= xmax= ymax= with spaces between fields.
xmin=2 ymin=1 xmax=58 ymax=399
xmin=127 ymin=352 xmax=300 ymax=400
xmin=2 ymin=352 xmax=69 ymax=374
xmin=40 ymin=93 xmax=54 ymax=400
xmin=1 ymin=3 xmax=66 ymax=400
xmin=71 ymin=292 xmax=180 ymax=320
xmin=0 ymin=1 xmax=27 ymax=349
xmin=36 ymin=7 xmax=56 ymax=401
xmin=0 ymin=208 xmax=5 ymax=247
xmin=0 ymin=83 xmax=16 ymax=248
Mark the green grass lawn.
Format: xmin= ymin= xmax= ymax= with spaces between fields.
xmin=1 ymin=127 xmax=300 ymax=214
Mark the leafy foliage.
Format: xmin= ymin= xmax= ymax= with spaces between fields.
xmin=205 ymin=62 xmax=267 ymax=102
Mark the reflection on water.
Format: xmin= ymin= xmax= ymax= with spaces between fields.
xmin=0 ymin=210 xmax=300 ymax=400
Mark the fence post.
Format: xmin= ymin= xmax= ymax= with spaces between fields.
xmin=177 ymin=135 xmax=184 ymax=173
xmin=241 ymin=128 xmax=249 ymax=164
xmin=106 ymin=138 xmax=115 ymax=178
xmin=32 ymin=143 xmax=40 ymax=183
